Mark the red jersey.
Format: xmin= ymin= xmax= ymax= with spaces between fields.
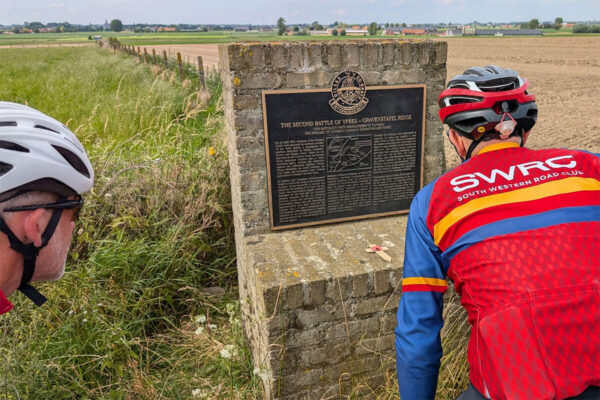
xmin=396 ymin=142 xmax=600 ymax=399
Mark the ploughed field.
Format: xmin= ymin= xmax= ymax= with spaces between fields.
xmin=443 ymin=36 xmax=600 ymax=166
xmin=171 ymin=36 xmax=600 ymax=167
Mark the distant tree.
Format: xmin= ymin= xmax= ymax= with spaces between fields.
xmin=339 ymin=22 xmax=347 ymax=28
xmin=401 ymin=22 xmax=406 ymax=27
xmin=554 ymin=17 xmax=563 ymax=30
xmin=368 ymin=22 xmax=378 ymax=35
xmin=332 ymin=29 xmax=338 ymax=36
xmin=25 ymin=21 xmax=44 ymax=30
xmin=293 ymin=26 xmax=299 ymax=32
xmin=277 ymin=17 xmax=286 ymax=35
xmin=340 ymin=29 xmax=346 ymax=36
xmin=385 ymin=22 xmax=389 ymax=28
xmin=110 ymin=19 xmax=123 ymax=32
xmin=528 ymin=18 xmax=539 ymax=29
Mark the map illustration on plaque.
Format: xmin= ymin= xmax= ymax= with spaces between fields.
xmin=262 ymin=73 xmax=426 ymax=229
xmin=327 ymin=136 xmax=372 ymax=173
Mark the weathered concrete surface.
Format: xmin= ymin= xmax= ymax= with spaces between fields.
xmin=241 ymin=215 xmax=407 ymax=399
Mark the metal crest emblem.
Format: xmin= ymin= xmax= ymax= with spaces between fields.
xmin=329 ymin=70 xmax=369 ymax=115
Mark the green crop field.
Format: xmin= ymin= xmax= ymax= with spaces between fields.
xmin=2 ymin=29 xmax=597 ymax=47
xmin=0 ymin=44 xmax=475 ymax=399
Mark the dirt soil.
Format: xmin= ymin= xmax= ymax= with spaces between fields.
xmin=150 ymin=44 xmax=220 ymax=75
xmin=161 ymin=37 xmax=599 ymax=166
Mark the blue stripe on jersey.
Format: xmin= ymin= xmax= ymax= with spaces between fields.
xmin=441 ymin=205 xmax=600 ymax=266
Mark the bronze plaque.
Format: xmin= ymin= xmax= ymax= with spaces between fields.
xmin=262 ymin=73 xmax=425 ymax=229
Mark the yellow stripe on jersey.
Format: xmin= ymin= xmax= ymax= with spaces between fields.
xmin=402 ymin=277 xmax=448 ymax=287
xmin=478 ymin=142 xmax=520 ymax=155
xmin=433 ymin=177 xmax=600 ymax=245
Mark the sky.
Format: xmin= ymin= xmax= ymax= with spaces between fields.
xmin=1 ymin=0 xmax=599 ymax=25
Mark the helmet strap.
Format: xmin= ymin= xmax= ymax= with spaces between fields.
xmin=0 ymin=207 xmax=64 ymax=307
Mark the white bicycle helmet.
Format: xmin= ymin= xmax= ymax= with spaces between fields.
xmin=0 ymin=102 xmax=94 ymax=306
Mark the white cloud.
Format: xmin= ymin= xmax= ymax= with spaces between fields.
xmin=49 ymin=2 xmax=65 ymax=8
xmin=331 ymin=8 xmax=347 ymax=16
xmin=68 ymin=8 xmax=76 ymax=12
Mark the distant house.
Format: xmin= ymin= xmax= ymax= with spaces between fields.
xmin=345 ymin=28 xmax=368 ymax=35
xmin=94 ymin=35 xmax=102 ymax=40
xmin=234 ymin=26 xmax=249 ymax=32
xmin=157 ymin=27 xmax=177 ymax=32
xmin=309 ymin=29 xmax=331 ymax=36
xmin=382 ymin=28 xmax=402 ymax=35
xmin=444 ymin=29 xmax=463 ymax=37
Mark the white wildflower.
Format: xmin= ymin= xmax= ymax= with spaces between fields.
xmin=191 ymin=388 xmax=207 ymax=397
xmin=68 ymin=310 xmax=74 ymax=315
xmin=194 ymin=326 xmax=204 ymax=335
xmin=82 ymin=318 xmax=87 ymax=322
xmin=220 ymin=348 xmax=231 ymax=359
xmin=208 ymin=324 xmax=217 ymax=330
xmin=222 ymin=344 xmax=238 ymax=358
xmin=83 ymin=310 xmax=87 ymax=314
xmin=253 ymin=366 xmax=269 ymax=380
xmin=195 ymin=315 xmax=206 ymax=324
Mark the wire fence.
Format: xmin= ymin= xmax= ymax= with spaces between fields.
xmin=100 ymin=38 xmax=209 ymax=92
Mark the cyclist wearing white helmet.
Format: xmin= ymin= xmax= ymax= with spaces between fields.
xmin=0 ymin=102 xmax=94 ymax=313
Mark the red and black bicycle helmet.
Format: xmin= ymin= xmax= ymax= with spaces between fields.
xmin=438 ymin=65 xmax=538 ymax=157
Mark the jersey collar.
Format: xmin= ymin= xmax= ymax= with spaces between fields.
xmin=477 ymin=141 xmax=520 ymax=155
xmin=0 ymin=288 xmax=14 ymax=315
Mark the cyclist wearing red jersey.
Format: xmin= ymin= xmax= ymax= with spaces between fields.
xmin=395 ymin=66 xmax=599 ymax=399
xmin=0 ymin=102 xmax=94 ymax=314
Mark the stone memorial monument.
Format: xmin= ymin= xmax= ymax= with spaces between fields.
xmin=219 ymin=39 xmax=447 ymax=398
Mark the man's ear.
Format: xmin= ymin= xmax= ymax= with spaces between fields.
xmin=22 ymin=208 xmax=49 ymax=247
xmin=448 ymin=129 xmax=468 ymax=159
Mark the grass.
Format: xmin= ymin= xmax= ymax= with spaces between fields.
xmin=0 ymin=46 xmax=261 ymax=399
xmin=0 ymin=45 xmax=473 ymax=399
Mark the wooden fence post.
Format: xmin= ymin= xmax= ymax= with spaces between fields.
xmin=137 ymin=47 xmax=142 ymax=62
xmin=152 ymin=49 xmax=157 ymax=65
xmin=197 ymin=56 xmax=205 ymax=88
xmin=163 ymin=50 xmax=169 ymax=69
xmin=143 ymin=47 xmax=149 ymax=64
xmin=177 ymin=52 xmax=184 ymax=81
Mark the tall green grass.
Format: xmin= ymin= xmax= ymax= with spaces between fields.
xmin=0 ymin=47 xmax=261 ymax=399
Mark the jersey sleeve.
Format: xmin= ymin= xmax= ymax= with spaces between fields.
xmin=395 ymin=184 xmax=448 ymax=400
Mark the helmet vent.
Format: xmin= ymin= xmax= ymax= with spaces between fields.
xmin=35 ymin=125 xmax=60 ymax=134
xmin=0 ymin=121 xmax=17 ymax=127
xmin=456 ymin=116 xmax=487 ymax=131
xmin=51 ymin=145 xmax=91 ymax=178
xmin=0 ymin=162 xmax=13 ymax=177
xmin=0 ymin=140 xmax=29 ymax=152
